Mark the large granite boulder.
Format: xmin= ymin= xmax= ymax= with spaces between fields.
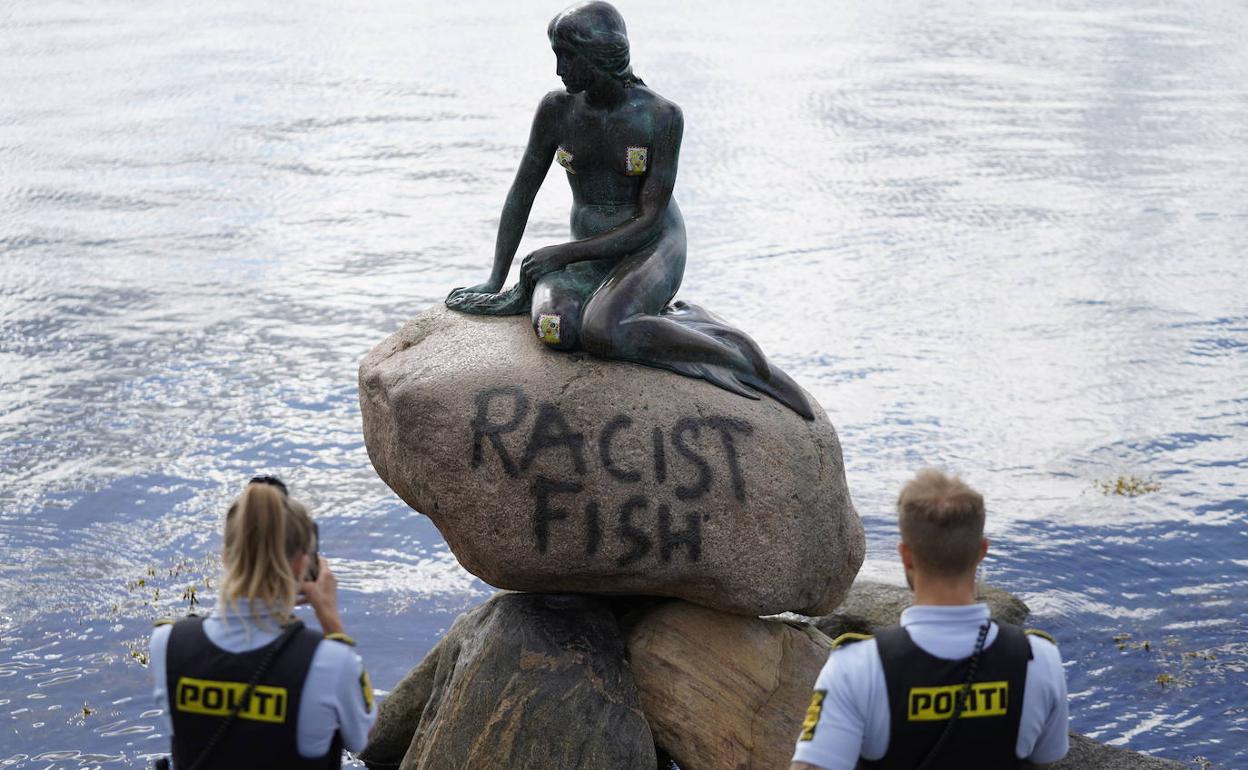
xmin=626 ymin=600 xmax=833 ymax=770
xmin=811 ymin=580 xmax=1030 ymax=639
xmin=360 ymin=307 xmax=864 ymax=616
xmin=359 ymin=593 xmax=656 ymax=770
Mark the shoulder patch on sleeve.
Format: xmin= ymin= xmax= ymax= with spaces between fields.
xmin=153 ymin=618 xmax=175 ymax=627
xmin=325 ymin=632 xmax=356 ymax=647
xmin=830 ymin=632 xmax=873 ymax=650
xmin=799 ymin=689 xmax=827 ymax=741
xmin=1025 ymin=628 xmax=1057 ymax=645
xmin=359 ymin=669 xmax=374 ymax=713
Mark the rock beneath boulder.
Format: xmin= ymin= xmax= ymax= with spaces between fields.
xmin=358 ymin=592 xmax=656 ymax=770
xmin=812 ymin=580 xmax=1029 ymax=639
xmin=625 ymin=600 xmax=832 ymax=770
xmin=359 ymin=306 xmax=864 ymax=616
xmin=1055 ymin=733 xmax=1189 ymax=769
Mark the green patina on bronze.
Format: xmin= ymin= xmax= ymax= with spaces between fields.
xmin=445 ymin=1 xmax=813 ymax=420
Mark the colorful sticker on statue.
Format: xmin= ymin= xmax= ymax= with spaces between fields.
xmin=556 ymin=146 xmax=575 ymax=174
xmin=538 ymin=314 xmax=562 ymax=344
xmin=625 ymin=146 xmax=648 ymax=176
xmin=799 ymin=689 xmax=826 ymax=741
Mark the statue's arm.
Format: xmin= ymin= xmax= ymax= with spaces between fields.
xmin=520 ymin=104 xmax=682 ymax=285
xmin=464 ymin=93 xmax=560 ymax=294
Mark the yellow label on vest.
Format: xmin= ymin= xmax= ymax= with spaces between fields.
xmin=908 ymin=681 xmax=1008 ymax=721
xmin=175 ymin=677 xmax=288 ymax=723
xmin=799 ymin=689 xmax=826 ymax=741
xmin=625 ymin=146 xmax=647 ymax=175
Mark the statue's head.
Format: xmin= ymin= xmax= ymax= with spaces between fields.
xmin=547 ymin=1 xmax=644 ymax=92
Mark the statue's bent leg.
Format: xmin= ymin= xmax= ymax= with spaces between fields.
xmin=579 ymin=226 xmax=814 ymax=420
xmin=580 ymin=228 xmax=756 ymax=372
xmin=530 ymin=260 xmax=612 ymax=351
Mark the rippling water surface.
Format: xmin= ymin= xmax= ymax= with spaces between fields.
xmin=2 ymin=1 xmax=1245 ymax=766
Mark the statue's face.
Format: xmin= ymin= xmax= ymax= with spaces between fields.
xmin=554 ymin=45 xmax=594 ymax=94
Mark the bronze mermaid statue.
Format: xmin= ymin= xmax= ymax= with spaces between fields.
xmin=445 ymin=1 xmax=813 ymax=421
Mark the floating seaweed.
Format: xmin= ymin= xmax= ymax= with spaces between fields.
xmin=1095 ymin=475 xmax=1161 ymax=497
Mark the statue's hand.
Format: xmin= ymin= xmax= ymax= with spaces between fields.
xmin=519 ymin=247 xmax=567 ymax=288
xmin=445 ymin=282 xmax=531 ymax=316
xmin=446 ymin=289 xmax=497 ymax=314
xmin=447 ymin=279 xmax=503 ymax=301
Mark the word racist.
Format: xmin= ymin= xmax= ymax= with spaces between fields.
xmin=469 ymin=386 xmax=754 ymax=565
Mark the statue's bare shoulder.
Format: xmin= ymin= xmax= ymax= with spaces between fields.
xmin=536 ymin=89 xmax=574 ymax=125
xmin=627 ymin=86 xmax=683 ymax=132
xmin=541 ymin=89 xmax=576 ymax=110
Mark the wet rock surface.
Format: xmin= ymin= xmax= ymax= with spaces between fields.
xmin=359 ymin=307 xmax=864 ymax=616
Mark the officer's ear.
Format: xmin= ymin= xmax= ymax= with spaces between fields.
xmin=978 ymin=537 xmax=989 ymax=562
xmin=897 ymin=541 xmax=914 ymax=569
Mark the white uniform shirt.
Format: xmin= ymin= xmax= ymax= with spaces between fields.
xmin=792 ymin=603 xmax=1068 ymax=770
xmin=149 ymin=601 xmax=376 ymax=766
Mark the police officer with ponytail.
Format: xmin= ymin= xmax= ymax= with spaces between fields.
xmin=791 ymin=470 xmax=1069 ymax=770
xmin=149 ymin=477 xmax=375 ymax=769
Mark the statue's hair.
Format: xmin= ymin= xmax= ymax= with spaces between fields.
xmin=897 ymin=469 xmax=985 ymax=577
xmin=548 ymin=1 xmax=644 ymax=87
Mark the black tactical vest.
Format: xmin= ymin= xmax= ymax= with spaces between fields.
xmin=858 ymin=623 xmax=1031 ymax=770
xmin=165 ymin=616 xmax=342 ymax=770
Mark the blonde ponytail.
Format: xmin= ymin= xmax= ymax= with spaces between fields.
xmin=220 ymin=482 xmax=315 ymax=623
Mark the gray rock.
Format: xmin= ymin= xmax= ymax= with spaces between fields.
xmin=359 ymin=592 xmax=656 ymax=770
xmin=812 ymin=580 xmax=1030 ymax=639
xmin=359 ymin=307 xmax=864 ymax=616
xmin=1055 ymin=733 xmax=1190 ymax=769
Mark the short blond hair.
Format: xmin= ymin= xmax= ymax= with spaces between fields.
xmin=897 ymin=469 xmax=985 ymax=577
